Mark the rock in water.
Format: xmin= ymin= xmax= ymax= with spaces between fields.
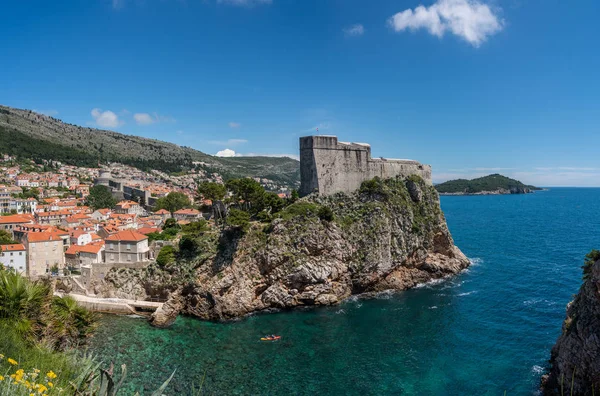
xmin=543 ymin=256 xmax=600 ymax=395
xmin=105 ymin=176 xmax=469 ymax=321
xmin=150 ymin=292 xmax=183 ymax=328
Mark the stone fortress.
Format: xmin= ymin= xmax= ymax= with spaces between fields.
xmin=299 ymin=135 xmax=432 ymax=196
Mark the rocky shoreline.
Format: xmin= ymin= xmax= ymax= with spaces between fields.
xmin=439 ymin=188 xmax=538 ymax=196
xmin=94 ymin=176 xmax=469 ymax=325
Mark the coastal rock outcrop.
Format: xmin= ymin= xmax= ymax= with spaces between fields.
xmin=103 ymin=176 xmax=469 ymax=322
xmin=150 ymin=291 xmax=184 ymax=328
xmin=543 ymin=254 xmax=600 ymax=395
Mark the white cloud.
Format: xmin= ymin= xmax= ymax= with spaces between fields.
xmin=216 ymin=149 xmax=238 ymax=157
xmin=91 ymin=108 xmax=123 ymax=128
xmin=228 ymin=122 xmax=241 ymax=128
xmin=33 ymin=109 xmax=58 ymax=116
xmin=388 ymin=0 xmax=503 ymax=47
xmin=217 ymin=0 xmax=272 ymax=6
xmin=344 ymin=24 xmax=365 ymax=37
xmin=112 ymin=0 xmax=124 ymax=9
xmin=133 ymin=113 xmax=156 ymax=125
xmin=133 ymin=112 xmax=176 ymax=125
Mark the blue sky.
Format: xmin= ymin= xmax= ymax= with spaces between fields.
xmin=1 ymin=0 xmax=599 ymax=186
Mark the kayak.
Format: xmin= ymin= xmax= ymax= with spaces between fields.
xmin=261 ymin=336 xmax=281 ymax=341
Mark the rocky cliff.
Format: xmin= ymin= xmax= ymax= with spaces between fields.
xmin=100 ymin=176 xmax=469 ymax=323
xmin=543 ymin=253 xmax=600 ymax=395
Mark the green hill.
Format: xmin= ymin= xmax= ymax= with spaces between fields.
xmin=435 ymin=174 xmax=540 ymax=194
xmin=0 ymin=105 xmax=299 ymax=188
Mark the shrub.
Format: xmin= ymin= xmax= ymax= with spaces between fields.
xmin=226 ymin=209 xmax=250 ymax=232
xmin=582 ymin=249 xmax=600 ymax=280
xmin=156 ymin=246 xmax=176 ymax=267
xmin=179 ymin=235 xmax=199 ymax=257
xmin=317 ymin=206 xmax=334 ymax=222
xmin=359 ymin=177 xmax=390 ymax=200
xmin=278 ymin=201 xmax=320 ymax=221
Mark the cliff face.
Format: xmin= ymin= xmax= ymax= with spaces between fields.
xmin=543 ymin=258 xmax=600 ymax=395
xmin=102 ymin=176 xmax=469 ymax=321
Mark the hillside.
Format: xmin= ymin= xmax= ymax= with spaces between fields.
xmin=0 ymin=105 xmax=300 ymax=187
xmin=435 ymin=174 xmax=540 ymax=195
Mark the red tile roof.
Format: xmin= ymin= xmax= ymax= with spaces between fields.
xmin=0 ymin=215 xmax=33 ymax=225
xmin=0 ymin=244 xmax=26 ymax=252
xmin=105 ymin=230 xmax=148 ymax=242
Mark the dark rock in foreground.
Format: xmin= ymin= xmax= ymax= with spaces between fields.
xmin=542 ymin=255 xmax=600 ymax=395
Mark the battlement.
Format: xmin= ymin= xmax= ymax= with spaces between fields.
xmin=299 ymin=135 xmax=432 ymax=196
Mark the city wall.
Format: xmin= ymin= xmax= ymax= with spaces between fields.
xmin=299 ymin=136 xmax=432 ymax=196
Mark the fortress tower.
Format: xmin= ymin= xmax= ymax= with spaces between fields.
xmin=299 ymin=135 xmax=432 ymax=196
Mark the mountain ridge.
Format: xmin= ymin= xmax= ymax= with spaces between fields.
xmin=0 ymin=105 xmax=300 ymax=187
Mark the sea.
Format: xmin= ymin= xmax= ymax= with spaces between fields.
xmin=88 ymin=188 xmax=600 ymax=395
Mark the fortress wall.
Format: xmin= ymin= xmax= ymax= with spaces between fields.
xmin=300 ymin=135 xmax=432 ymax=196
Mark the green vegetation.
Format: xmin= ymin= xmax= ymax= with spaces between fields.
xmin=13 ymin=187 xmax=40 ymax=200
xmin=0 ymin=268 xmax=175 ymax=395
xmin=277 ymin=201 xmax=321 ymax=221
xmin=226 ymin=209 xmax=251 ymax=232
xmin=85 ymin=185 xmax=117 ymax=210
xmin=153 ymin=192 xmax=191 ymax=214
xmin=156 ymin=245 xmax=177 ymax=267
xmin=435 ymin=174 xmax=540 ymax=194
xmin=582 ymin=249 xmax=600 ymax=280
xmin=0 ymin=230 xmax=17 ymax=245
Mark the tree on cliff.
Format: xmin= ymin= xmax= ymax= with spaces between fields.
xmin=197 ymin=182 xmax=227 ymax=222
xmin=85 ymin=185 xmax=116 ymax=210
xmin=154 ymin=192 xmax=191 ymax=215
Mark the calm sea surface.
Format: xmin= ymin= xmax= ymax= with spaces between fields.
xmin=88 ymin=188 xmax=600 ymax=395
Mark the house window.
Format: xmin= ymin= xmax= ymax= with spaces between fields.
xmin=10 ymin=252 xmax=13 ymax=256
xmin=19 ymin=252 xmax=22 ymax=256
xmin=127 ymin=244 xmax=131 ymax=251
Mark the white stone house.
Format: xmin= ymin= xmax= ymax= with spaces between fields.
xmin=0 ymin=244 xmax=27 ymax=274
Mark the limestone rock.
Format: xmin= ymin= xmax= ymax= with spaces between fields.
xmin=106 ymin=176 xmax=469 ymax=321
xmin=543 ymin=258 xmax=600 ymax=395
xmin=150 ymin=292 xmax=183 ymax=328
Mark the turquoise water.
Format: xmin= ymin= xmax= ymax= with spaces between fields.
xmin=88 ymin=188 xmax=600 ymax=395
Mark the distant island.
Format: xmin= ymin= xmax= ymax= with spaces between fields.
xmin=435 ymin=174 xmax=541 ymax=195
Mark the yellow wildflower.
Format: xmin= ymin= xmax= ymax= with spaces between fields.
xmin=48 ymin=382 xmax=53 ymax=388
xmin=30 ymin=394 xmax=35 ymax=396
xmin=46 ymin=371 xmax=57 ymax=379
xmin=0 ymin=375 xmax=4 ymax=380
xmin=7 ymin=358 xmax=18 ymax=365
xmin=33 ymin=369 xmax=40 ymax=373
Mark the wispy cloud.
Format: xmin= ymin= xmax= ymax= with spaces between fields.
xmin=214 ymin=148 xmax=298 ymax=160
xmin=343 ymin=24 xmax=365 ymax=37
xmin=133 ymin=112 xmax=176 ymax=125
xmin=217 ymin=0 xmax=272 ymax=6
xmin=228 ymin=122 xmax=241 ymax=128
xmin=388 ymin=0 xmax=504 ymax=47
xmin=112 ymin=0 xmax=124 ymax=9
xmin=91 ymin=108 xmax=123 ymax=128
xmin=209 ymin=138 xmax=248 ymax=146
xmin=33 ymin=109 xmax=58 ymax=117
